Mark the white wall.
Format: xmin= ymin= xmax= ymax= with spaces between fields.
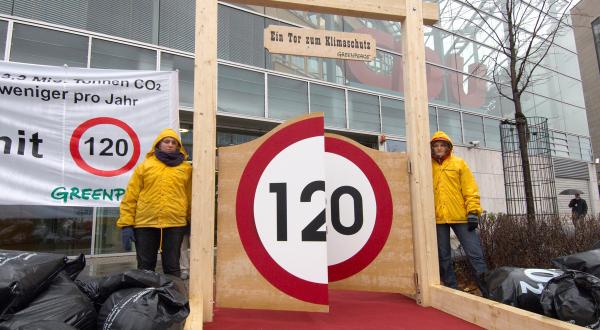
xmin=452 ymin=146 xmax=507 ymax=214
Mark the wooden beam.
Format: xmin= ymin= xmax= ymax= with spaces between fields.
xmin=401 ymin=0 xmax=440 ymax=307
xmin=187 ymin=0 xmax=218 ymax=328
xmin=228 ymin=0 xmax=439 ymax=25
xmin=431 ymin=285 xmax=581 ymax=329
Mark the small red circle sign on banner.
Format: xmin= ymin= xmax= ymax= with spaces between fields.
xmin=70 ymin=117 xmax=141 ymax=177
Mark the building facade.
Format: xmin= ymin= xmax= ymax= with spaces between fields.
xmin=0 ymin=0 xmax=595 ymax=256
xmin=572 ymin=0 xmax=600 ymax=193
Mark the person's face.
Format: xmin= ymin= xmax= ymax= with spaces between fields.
xmin=575 ymin=194 xmax=580 ymax=199
xmin=158 ymin=137 xmax=179 ymax=153
xmin=432 ymin=141 xmax=450 ymax=158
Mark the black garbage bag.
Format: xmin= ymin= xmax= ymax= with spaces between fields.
xmin=74 ymin=270 xmax=188 ymax=329
xmin=75 ymin=270 xmax=182 ymax=310
xmin=16 ymin=320 xmax=76 ymax=330
xmin=0 ymin=273 xmax=97 ymax=330
xmin=540 ymin=270 xmax=600 ymax=329
xmin=63 ymin=254 xmax=86 ymax=281
xmin=0 ymin=250 xmax=66 ymax=317
xmin=552 ymin=249 xmax=600 ymax=278
xmin=483 ymin=267 xmax=563 ymax=314
xmin=97 ymin=285 xmax=189 ymax=330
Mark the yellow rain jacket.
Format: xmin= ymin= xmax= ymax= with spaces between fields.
xmin=431 ymin=131 xmax=482 ymax=224
xmin=117 ymin=128 xmax=192 ymax=229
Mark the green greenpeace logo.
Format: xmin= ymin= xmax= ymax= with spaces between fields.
xmin=51 ymin=186 xmax=125 ymax=203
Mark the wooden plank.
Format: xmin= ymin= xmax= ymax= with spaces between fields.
xmin=187 ymin=0 xmax=218 ymax=327
xmin=401 ymin=0 xmax=440 ymax=307
xmin=215 ymin=114 xmax=328 ymax=312
xmin=228 ymin=0 xmax=439 ymax=24
xmin=325 ymin=134 xmax=415 ymax=296
xmin=431 ymin=285 xmax=581 ymax=330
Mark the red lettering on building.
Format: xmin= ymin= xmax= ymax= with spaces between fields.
xmin=345 ymin=28 xmax=486 ymax=108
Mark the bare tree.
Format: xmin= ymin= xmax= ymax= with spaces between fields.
xmin=458 ymin=0 xmax=573 ymax=217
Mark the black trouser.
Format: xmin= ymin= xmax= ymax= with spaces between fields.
xmin=134 ymin=227 xmax=187 ymax=277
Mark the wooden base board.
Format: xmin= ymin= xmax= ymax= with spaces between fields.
xmin=430 ymin=285 xmax=581 ymax=330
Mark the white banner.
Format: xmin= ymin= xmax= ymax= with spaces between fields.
xmin=0 ymin=62 xmax=179 ymax=207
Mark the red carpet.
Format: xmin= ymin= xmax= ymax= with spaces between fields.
xmin=204 ymin=290 xmax=482 ymax=329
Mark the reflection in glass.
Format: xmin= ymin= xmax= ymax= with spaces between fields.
xmin=0 ymin=20 xmax=7 ymax=60
xmin=386 ymin=140 xmax=406 ymax=152
xmin=348 ymin=91 xmax=380 ymax=132
xmin=11 ymin=24 xmax=88 ymax=67
xmin=94 ymin=208 xmax=128 ymax=254
xmin=483 ymin=118 xmax=501 ymax=149
xmin=551 ymin=131 xmax=569 ymax=158
xmin=217 ymin=130 xmax=261 ymax=147
xmin=557 ymin=74 xmax=585 ymax=108
xmin=310 ymin=84 xmax=346 ymax=129
xmin=268 ymin=76 xmax=308 ymax=121
xmin=161 ymin=53 xmax=194 ymax=108
xmin=567 ymin=135 xmax=581 ymax=160
xmin=0 ymin=206 xmax=92 ymax=255
xmin=534 ymin=95 xmax=565 ymax=131
xmin=381 ymin=98 xmax=405 ymax=136
xmin=345 ymin=50 xmax=402 ymax=97
xmin=217 ymin=65 xmax=265 ymax=117
xmin=437 ymin=109 xmax=462 ymax=144
xmin=429 ymin=106 xmax=438 ymax=135
xmin=91 ymin=39 xmax=156 ymax=70
xmin=563 ymin=105 xmax=589 ymax=136
xmin=218 ymin=5 xmax=265 ymax=68
xmin=580 ymin=137 xmax=592 ymax=161
xmin=463 ymin=114 xmax=484 ymax=145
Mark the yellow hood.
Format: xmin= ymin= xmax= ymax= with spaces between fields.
xmin=146 ymin=128 xmax=188 ymax=159
xmin=430 ymin=131 xmax=454 ymax=150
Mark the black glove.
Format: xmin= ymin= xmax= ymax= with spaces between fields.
xmin=467 ymin=213 xmax=479 ymax=232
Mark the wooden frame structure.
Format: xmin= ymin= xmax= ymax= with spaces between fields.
xmin=187 ymin=0 xmax=580 ymax=329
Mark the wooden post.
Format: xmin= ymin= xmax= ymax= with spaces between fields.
xmin=402 ymin=0 xmax=440 ymax=306
xmin=188 ymin=0 xmax=218 ymax=327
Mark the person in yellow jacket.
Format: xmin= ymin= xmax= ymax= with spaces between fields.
xmin=117 ymin=128 xmax=192 ymax=278
xmin=431 ymin=131 xmax=488 ymax=291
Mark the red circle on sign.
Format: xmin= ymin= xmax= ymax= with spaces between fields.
xmin=236 ymin=116 xmax=327 ymax=305
xmin=69 ymin=117 xmax=141 ymax=177
xmin=325 ymin=136 xmax=393 ymax=282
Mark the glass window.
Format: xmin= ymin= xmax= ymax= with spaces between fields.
xmin=218 ymin=65 xmax=265 ymax=117
xmin=563 ymin=105 xmax=589 ymax=136
xmin=310 ymin=84 xmax=346 ymax=129
xmin=159 ymin=0 xmax=195 ymax=52
xmin=180 ymin=122 xmax=193 ymax=160
xmin=424 ymin=27 xmax=456 ymax=69
xmin=386 ymin=140 xmax=406 ymax=152
xmin=499 ymin=85 xmax=515 ymax=118
xmin=218 ymin=5 xmax=265 ymax=68
xmin=557 ymin=74 xmax=585 ymax=108
xmin=0 ymin=20 xmax=7 ymax=60
xmin=10 ymin=24 xmax=88 ymax=67
xmin=161 ymin=53 xmax=194 ymax=108
xmin=217 ymin=129 xmax=261 ymax=147
xmin=534 ymin=95 xmax=565 ymax=131
xmin=463 ymin=114 xmax=484 ymax=145
xmin=0 ymin=206 xmax=92 ymax=255
xmin=348 ymin=91 xmax=380 ymax=132
xmin=381 ymin=98 xmax=405 ymax=136
xmin=551 ymin=131 xmax=569 ymax=158
xmin=593 ymin=18 xmax=600 ymax=72
xmin=94 ymin=207 xmax=127 ymax=254
xmin=580 ymin=137 xmax=592 ymax=162
xmin=437 ymin=109 xmax=462 ymax=144
xmin=520 ymin=91 xmax=536 ymax=117
xmin=345 ymin=50 xmax=402 ymax=97
xmin=429 ymin=106 xmax=438 ymax=135
xmin=268 ymin=76 xmax=308 ymax=121
xmin=567 ymin=134 xmax=581 ymax=160
xmin=483 ymin=118 xmax=501 ymax=149
xmin=91 ymin=39 xmax=156 ymax=70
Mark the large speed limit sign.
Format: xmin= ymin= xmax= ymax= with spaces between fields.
xmin=215 ymin=114 xmax=415 ymax=312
